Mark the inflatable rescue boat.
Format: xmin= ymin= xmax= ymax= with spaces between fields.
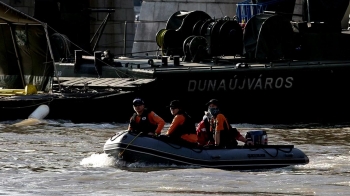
xmin=103 ymin=130 xmax=309 ymax=170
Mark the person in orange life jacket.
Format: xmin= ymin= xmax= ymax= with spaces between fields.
xmin=196 ymin=111 xmax=213 ymax=146
xmin=206 ymin=99 xmax=253 ymax=147
xmin=128 ymin=98 xmax=165 ymax=136
xmin=165 ymin=100 xmax=197 ymax=143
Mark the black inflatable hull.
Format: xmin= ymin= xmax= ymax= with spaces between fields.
xmin=104 ymin=131 xmax=309 ymax=170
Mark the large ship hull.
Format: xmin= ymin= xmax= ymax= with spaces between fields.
xmin=120 ymin=60 xmax=349 ymax=124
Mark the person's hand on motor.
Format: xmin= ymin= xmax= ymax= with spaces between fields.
xmin=246 ymin=140 xmax=254 ymax=146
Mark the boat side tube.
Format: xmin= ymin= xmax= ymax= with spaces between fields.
xmin=104 ymin=131 xmax=309 ymax=170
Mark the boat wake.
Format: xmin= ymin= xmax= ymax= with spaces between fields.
xmin=114 ymin=160 xmax=201 ymax=170
xmin=81 ymin=152 xmax=201 ymax=171
xmin=80 ymin=153 xmax=116 ymax=167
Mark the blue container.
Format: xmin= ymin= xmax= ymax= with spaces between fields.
xmin=236 ymin=0 xmax=295 ymax=24
xmin=236 ymin=0 xmax=264 ymax=23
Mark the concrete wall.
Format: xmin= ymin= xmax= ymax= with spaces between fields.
xmin=8 ymin=0 xmax=350 ymax=59
xmin=2 ymin=0 xmax=35 ymax=15
xmin=132 ymin=0 xmax=303 ymax=57
xmin=341 ymin=2 xmax=350 ymax=29
xmin=89 ymin=0 xmax=135 ymax=57
xmin=6 ymin=0 xmax=135 ymax=58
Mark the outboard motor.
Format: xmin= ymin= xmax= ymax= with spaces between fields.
xmin=245 ymin=130 xmax=268 ymax=145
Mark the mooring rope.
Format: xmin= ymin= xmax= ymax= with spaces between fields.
xmin=118 ymin=132 xmax=142 ymax=158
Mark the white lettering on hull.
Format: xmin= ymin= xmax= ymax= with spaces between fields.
xmin=188 ymin=76 xmax=294 ymax=91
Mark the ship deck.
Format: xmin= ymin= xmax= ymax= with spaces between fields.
xmin=56 ymin=55 xmax=350 ymax=79
xmin=53 ymin=77 xmax=155 ymax=91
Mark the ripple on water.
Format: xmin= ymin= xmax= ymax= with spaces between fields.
xmin=1 ymin=121 xmax=350 ymax=196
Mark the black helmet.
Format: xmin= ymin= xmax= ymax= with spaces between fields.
xmin=169 ymin=100 xmax=182 ymax=109
xmin=206 ymin=99 xmax=219 ymax=107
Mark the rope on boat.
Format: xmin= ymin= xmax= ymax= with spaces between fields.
xmin=0 ymin=98 xmax=54 ymax=109
xmin=118 ymin=132 xmax=142 ymax=159
xmin=247 ymin=146 xmax=294 ymax=158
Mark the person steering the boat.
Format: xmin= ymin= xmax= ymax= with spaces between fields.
xmin=128 ymin=98 xmax=165 ymax=136
xmin=165 ymin=100 xmax=197 ymax=143
xmin=206 ymin=99 xmax=253 ymax=147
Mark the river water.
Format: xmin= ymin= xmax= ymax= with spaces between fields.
xmin=0 ymin=120 xmax=349 ymax=196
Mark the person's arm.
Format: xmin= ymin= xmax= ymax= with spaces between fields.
xmin=218 ymin=114 xmax=254 ymax=145
xmin=166 ymin=115 xmax=185 ymax=135
xmin=148 ymin=111 xmax=165 ymax=135
xmin=235 ymin=130 xmax=254 ymax=145
xmin=128 ymin=115 xmax=139 ymax=131
xmin=237 ymin=134 xmax=247 ymax=143
xmin=128 ymin=116 xmax=133 ymax=131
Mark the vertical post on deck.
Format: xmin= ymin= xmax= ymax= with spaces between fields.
xmin=74 ymin=50 xmax=83 ymax=73
xmin=123 ymin=21 xmax=127 ymax=57
xmin=306 ymin=0 xmax=310 ymax=22
xmin=94 ymin=51 xmax=102 ymax=77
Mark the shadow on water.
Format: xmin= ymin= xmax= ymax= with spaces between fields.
xmin=236 ymin=121 xmax=350 ymax=129
xmin=112 ymin=159 xmax=202 ymax=172
xmin=111 ymin=158 xmax=303 ymax=173
xmin=144 ymin=190 xmax=307 ymax=196
xmin=114 ymin=165 xmax=303 ymax=174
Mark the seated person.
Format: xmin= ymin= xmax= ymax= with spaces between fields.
xmin=128 ymin=98 xmax=165 ymax=136
xmin=206 ymin=99 xmax=253 ymax=147
xmin=165 ymin=100 xmax=197 ymax=144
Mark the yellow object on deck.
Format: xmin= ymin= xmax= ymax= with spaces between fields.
xmin=0 ymin=84 xmax=37 ymax=96
xmin=0 ymin=89 xmax=25 ymax=96
xmin=0 ymin=89 xmax=24 ymax=93
xmin=0 ymin=93 xmax=17 ymax=96
xmin=25 ymin=84 xmax=37 ymax=95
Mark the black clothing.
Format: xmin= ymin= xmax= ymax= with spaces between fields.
xmin=129 ymin=109 xmax=157 ymax=134
xmin=169 ymin=110 xmax=196 ymax=139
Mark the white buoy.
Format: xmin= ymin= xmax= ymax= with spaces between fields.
xmin=12 ymin=105 xmax=50 ymax=127
xmin=28 ymin=105 xmax=50 ymax=120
